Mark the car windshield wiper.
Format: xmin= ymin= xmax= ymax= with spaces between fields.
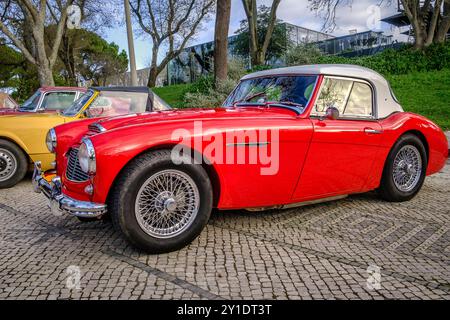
xmin=275 ymin=101 xmax=304 ymax=108
xmin=233 ymin=92 xmax=268 ymax=106
xmin=232 ymin=101 xmax=304 ymax=115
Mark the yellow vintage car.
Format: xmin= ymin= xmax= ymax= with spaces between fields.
xmin=0 ymin=87 xmax=171 ymax=188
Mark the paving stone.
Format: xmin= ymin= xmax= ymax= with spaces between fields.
xmin=0 ymin=161 xmax=449 ymax=299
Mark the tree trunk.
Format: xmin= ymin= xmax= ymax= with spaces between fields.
xmin=411 ymin=17 xmax=427 ymax=49
xmin=147 ymin=66 xmax=158 ymax=87
xmin=435 ymin=0 xmax=450 ymax=43
xmin=242 ymin=0 xmax=259 ymax=67
xmin=62 ymin=32 xmax=77 ymax=85
xmin=37 ymin=65 xmax=55 ymax=86
xmin=254 ymin=50 xmax=265 ymax=66
xmin=147 ymin=42 xmax=160 ymax=88
xmin=214 ymin=0 xmax=232 ymax=86
xmin=435 ymin=25 xmax=450 ymax=42
xmin=242 ymin=0 xmax=280 ymax=67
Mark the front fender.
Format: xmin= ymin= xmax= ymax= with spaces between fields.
xmin=0 ymin=130 xmax=30 ymax=154
xmin=89 ymin=121 xmax=223 ymax=204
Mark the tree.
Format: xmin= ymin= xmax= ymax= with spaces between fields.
xmin=0 ymin=40 xmax=23 ymax=88
xmin=74 ymin=30 xmax=128 ymax=86
xmin=308 ymin=0 xmax=450 ymax=49
xmin=233 ymin=5 xmax=287 ymax=65
xmin=214 ymin=0 xmax=232 ymax=86
xmin=129 ymin=0 xmax=216 ymax=87
xmin=241 ymin=0 xmax=281 ymax=66
xmin=401 ymin=0 xmax=450 ymax=46
xmin=0 ymin=0 xmax=73 ymax=86
xmin=285 ymin=43 xmax=323 ymax=66
xmin=56 ymin=0 xmax=120 ymax=85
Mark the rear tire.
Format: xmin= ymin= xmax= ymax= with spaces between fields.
xmin=378 ymin=134 xmax=427 ymax=202
xmin=109 ymin=150 xmax=213 ymax=253
xmin=0 ymin=140 xmax=28 ymax=189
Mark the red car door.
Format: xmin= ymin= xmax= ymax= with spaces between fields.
xmin=292 ymin=77 xmax=383 ymax=201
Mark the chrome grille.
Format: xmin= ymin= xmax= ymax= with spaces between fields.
xmin=66 ymin=148 xmax=89 ymax=182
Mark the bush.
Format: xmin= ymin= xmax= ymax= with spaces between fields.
xmin=184 ymin=76 xmax=215 ymax=95
xmin=317 ymin=42 xmax=450 ymax=76
xmin=180 ymin=58 xmax=246 ymax=108
xmin=183 ymin=79 xmax=237 ymax=109
xmin=227 ymin=58 xmax=247 ymax=82
xmin=286 ymin=44 xmax=323 ymax=66
xmin=248 ymin=64 xmax=273 ymax=73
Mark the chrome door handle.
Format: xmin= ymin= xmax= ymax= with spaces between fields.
xmin=364 ymin=128 xmax=383 ymax=134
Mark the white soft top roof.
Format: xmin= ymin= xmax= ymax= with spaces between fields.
xmin=242 ymin=64 xmax=403 ymax=118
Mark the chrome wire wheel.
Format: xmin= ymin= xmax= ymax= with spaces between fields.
xmin=0 ymin=148 xmax=17 ymax=182
xmin=392 ymin=145 xmax=422 ymax=192
xmin=135 ymin=169 xmax=200 ymax=239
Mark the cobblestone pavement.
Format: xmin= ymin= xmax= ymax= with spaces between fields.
xmin=0 ymin=161 xmax=449 ymax=300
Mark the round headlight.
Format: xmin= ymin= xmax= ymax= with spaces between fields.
xmin=46 ymin=128 xmax=57 ymax=153
xmin=78 ymin=139 xmax=96 ymax=175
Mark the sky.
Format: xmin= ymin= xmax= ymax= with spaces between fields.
xmin=105 ymin=0 xmax=406 ymax=70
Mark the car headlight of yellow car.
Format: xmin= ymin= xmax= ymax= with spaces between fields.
xmin=46 ymin=128 xmax=57 ymax=153
xmin=78 ymin=138 xmax=96 ymax=175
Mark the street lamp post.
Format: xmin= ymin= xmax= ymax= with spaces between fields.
xmin=124 ymin=0 xmax=138 ymax=86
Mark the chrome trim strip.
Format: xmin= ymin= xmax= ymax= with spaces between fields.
xmin=80 ymin=138 xmax=96 ymax=175
xmin=226 ymin=142 xmax=270 ymax=147
xmin=91 ymin=123 xmax=107 ymax=133
xmin=245 ymin=195 xmax=348 ymax=212
xmin=364 ymin=128 xmax=383 ymax=134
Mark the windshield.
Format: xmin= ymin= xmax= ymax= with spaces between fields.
xmin=63 ymin=89 xmax=171 ymax=118
xmin=151 ymin=91 xmax=171 ymax=111
xmin=223 ymin=75 xmax=318 ymax=112
xmin=63 ymin=90 xmax=95 ymax=116
xmin=19 ymin=90 xmax=42 ymax=111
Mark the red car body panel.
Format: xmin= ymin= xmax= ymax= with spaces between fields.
xmin=54 ymin=105 xmax=448 ymax=211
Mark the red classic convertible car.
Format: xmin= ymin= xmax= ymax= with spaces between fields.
xmin=33 ymin=65 xmax=448 ymax=253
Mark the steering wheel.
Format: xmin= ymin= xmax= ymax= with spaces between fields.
xmin=244 ymin=91 xmax=268 ymax=103
xmin=282 ymin=95 xmax=308 ymax=106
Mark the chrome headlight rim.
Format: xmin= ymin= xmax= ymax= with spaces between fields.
xmin=78 ymin=138 xmax=96 ymax=175
xmin=46 ymin=128 xmax=57 ymax=153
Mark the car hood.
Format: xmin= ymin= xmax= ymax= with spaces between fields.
xmin=93 ymin=107 xmax=298 ymax=131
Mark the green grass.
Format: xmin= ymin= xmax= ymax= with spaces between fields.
xmin=387 ymin=69 xmax=450 ymax=130
xmin=153 ymin=83 xmax=191 ymax=108
xmin=154 ymin=69 xmax=450 ymax=131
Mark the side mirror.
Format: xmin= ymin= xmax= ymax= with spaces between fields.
xmin=324 ymin=106 xmax=340 ymax=120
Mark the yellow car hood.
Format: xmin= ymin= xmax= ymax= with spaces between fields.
xmin=0 ymin=112 xmax=72 ymax=154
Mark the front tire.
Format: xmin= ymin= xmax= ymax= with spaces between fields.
xmin=378 ymin=134 xmax=427 ymax=202
xmin=0 ymin=140 xmax=28 ymax=189
xmin=110 ymin=150 xmax=213 ymax=253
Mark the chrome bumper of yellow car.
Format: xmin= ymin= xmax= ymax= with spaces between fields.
xmin=32 ymin=161 xmax=107 ymax=218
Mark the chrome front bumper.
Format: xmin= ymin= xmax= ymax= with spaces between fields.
xmin=32 ymin=161 xmax=107 ymax=218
